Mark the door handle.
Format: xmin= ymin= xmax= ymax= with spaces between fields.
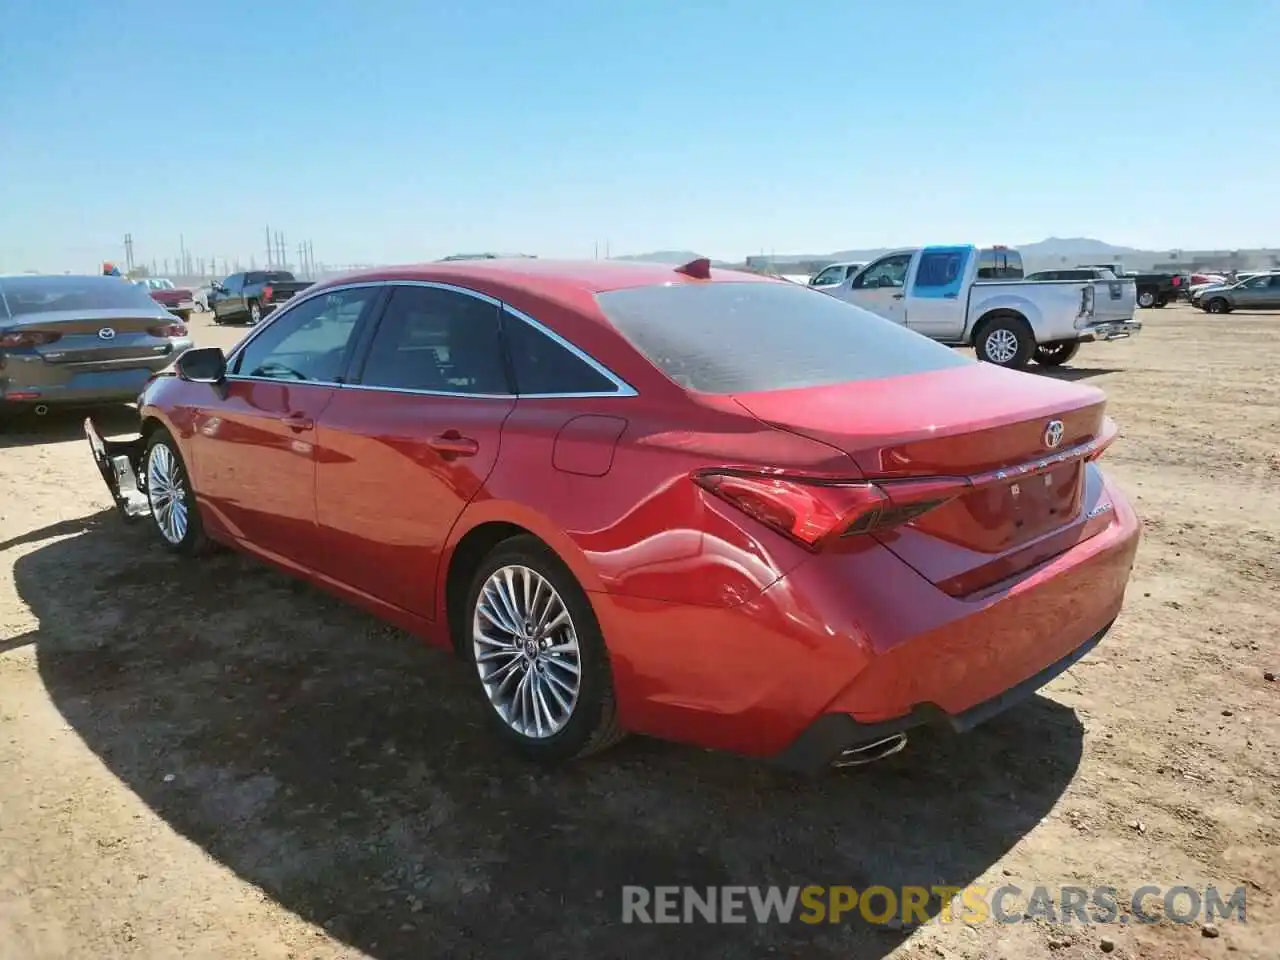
xmin=427 ymin=431 xmax=479 ymax=458
xmin=892 ymin=293 xmax=905 ymax=299
xmin=943 ymin=292 xmax=958 ymax=299
xmin=281 ymin=412 xmax=314 ymax=432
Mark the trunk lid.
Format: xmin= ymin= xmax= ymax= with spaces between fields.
xmin=730 ymin=363 xmax=1115 ymax=594
xmin=8 ymin=309 xmax=182 ymax=365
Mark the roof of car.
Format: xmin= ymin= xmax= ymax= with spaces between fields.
xmin=311 ymin=258 xmax=774 ymax=296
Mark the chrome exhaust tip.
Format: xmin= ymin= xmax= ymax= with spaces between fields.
xmin=33 ymin=404 xmax=49 ymax=416
xmin=832 ymin=733 xmax=908 ymax=768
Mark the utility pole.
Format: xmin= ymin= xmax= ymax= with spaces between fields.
xmin=124 ymin=233 xmax=134 ymax=272
xmin=179 ymin=233 xmax=187 ymax=277
xmin=308 ymin=241 xmax=314 ymax=278
xmin=265 ymin=225 xmax=274 ymax=268
xmin=276 ymin=232 xmax=286 ymax=271
xmin=594 ymin=241 xmax=598 ymax=260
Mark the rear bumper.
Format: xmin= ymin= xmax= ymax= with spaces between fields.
xmin=162 ymin=300 xmax=195 ymax=315
xmin=772 ymin=619 xmax=1112 ymax=773
xmin=596 ymin=476 xmax=1140 ymax=769
xmin=1077 ymin=319 xmax=1142 ymax=342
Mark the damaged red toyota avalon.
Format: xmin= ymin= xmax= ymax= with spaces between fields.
xmin=86 ymin=258 xmax=1140 ymax=773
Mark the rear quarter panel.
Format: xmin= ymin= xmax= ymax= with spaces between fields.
xmin=437 ymin=394 xmax=856 ymax=623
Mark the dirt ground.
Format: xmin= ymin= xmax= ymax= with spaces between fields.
xmin=1 ymin=304 xmax=1276 ymax=960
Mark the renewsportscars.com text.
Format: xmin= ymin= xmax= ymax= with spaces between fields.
xmin=621 ymin=884 xmax=1247 ymax=926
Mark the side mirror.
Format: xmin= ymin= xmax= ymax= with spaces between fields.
xmin=175 ymin=346 xmax=226 ymax=384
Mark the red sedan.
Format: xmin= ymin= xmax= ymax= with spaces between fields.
xmin=85 ymin=258 xmax=1140 ymax=773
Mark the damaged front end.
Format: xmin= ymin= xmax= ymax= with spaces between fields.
xmin=84 ymin=417 xmax=150 ymax=521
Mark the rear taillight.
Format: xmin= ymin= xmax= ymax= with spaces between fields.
xmin=0 ymin=330 xmax=60 ymax=348
xmin=148 ymin=321 xmax=188 ymax=338
xmin=693 ymin=470 xmax=967 ymax=551
xmin=1086 ymin=416 xmax=1119 ymax=461
xmin=1171 ymin=276 xmax=1181 ymax=287
xmin=261 ymin=284 xmax=274 ymax=301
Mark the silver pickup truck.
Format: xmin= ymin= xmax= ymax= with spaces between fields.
xmin=820 ymin=245 xmax=1141 ymax=369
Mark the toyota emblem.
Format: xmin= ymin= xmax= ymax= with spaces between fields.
xmin=1043 ymin=419 xmax=1065 ymax=449
xmin=97 ymin=327 xmax=116 ymax=341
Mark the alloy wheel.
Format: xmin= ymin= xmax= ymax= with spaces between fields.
xmin=146 ymin=443 xmax=189 ymax=545
xmin=472 ymin=564 xmax=582 ymax=739
xmin=984 ymin=328 xmax=1019 ymax=364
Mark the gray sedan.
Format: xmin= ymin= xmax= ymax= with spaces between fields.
xmin=0 ymin=274 xmax=195 ymax=418
xmin=1197 ymin=272 xmax=1280 ymax=314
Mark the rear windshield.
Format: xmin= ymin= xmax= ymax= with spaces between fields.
xmin=0 ymin=275 xmax=160 ymax=316
xmin=595 ymin=281 xmax=970 ymax=394
xmin=244 ymin=271 xmax=296 ymax=284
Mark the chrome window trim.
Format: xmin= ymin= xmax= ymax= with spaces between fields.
xmin=497 ymin=299 xmax=638 ymax=398
xmin=224 ymin=278 xmax=638 ymax=399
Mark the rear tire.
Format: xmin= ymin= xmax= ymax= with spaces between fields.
xmin=975 ymin=315 xmax=1034 ymax=369
xmin=143 ymin=428 xmax=209 ymax=556
xmin=248 ymin=301 xmax=262 ymax=326
xmin=1137 ymin=290 xmax=1156 ymax=308
xmin=1206 ymin=298 xmax=1229 ymax=314
xmin=1033 ymin=341 xmax=1081 ymax=367
xmin=464 ymin=535 xmax=625 ymax=764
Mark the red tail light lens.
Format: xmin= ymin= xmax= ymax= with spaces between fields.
xmin=693 ymin=471 xmax=967 ymax=551
xmin=261 ymin=284 xmax=274 ymax=301
xmin=1171 ymin=276 xmax=1181 ymax=287
xmin=148 ymin=321 xmax=188 ymax=338
xmin=0 ymin=330 xmax=60 ymax=348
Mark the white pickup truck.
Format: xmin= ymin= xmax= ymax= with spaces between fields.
xmin=818 ymin=244 xmax=1141 ymax=369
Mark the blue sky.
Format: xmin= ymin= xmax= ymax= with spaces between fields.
xmin=2 ymin=0 xmax=1277 ymax=273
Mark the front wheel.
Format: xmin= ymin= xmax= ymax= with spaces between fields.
xmin=1205 ymin=298 xmax=1229 ymax=314
xmin=143 ymin=429 xmax=209 ymax=556
xmin=1033 ymin=341 xmax=1081 ymax=367
xmin=465 ymin=536 xmax=625 ymax=763
xmin=975 ymin=316 xmax=1034 ymax=369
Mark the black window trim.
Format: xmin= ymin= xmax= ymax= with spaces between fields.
xmin=224 ymin=279 xmax=638 ymax=398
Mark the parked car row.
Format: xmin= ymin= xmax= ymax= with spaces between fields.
xmin=80 ymin=256 xmax=1141 ymax=773
xmin=1190 ymin=270 xmax=1280 ymax=313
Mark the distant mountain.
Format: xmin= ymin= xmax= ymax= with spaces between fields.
xmin=1017 ymin=237 xmax=1143 ymax=258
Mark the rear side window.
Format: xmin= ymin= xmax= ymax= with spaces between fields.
xmin=595 ymin=282 xmax=969 ymax=394
xmin=503 ymin=313 xmax=618 ymax=395
xmin=359 ymin=286 xmax=508 ymax=394
xmin=976 ymin=248 xmax=1024 ymax=280
xmin=0 ymin=275 xmax=161 ymax=315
